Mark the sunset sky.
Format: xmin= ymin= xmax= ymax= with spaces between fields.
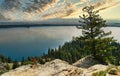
xmin=0 ymin=0 xmax=120 ymax=21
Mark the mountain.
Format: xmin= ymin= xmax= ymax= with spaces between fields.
xmin=0 ymin=19 xmax=120 ymax=28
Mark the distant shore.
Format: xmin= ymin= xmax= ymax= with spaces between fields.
xmin=0 ymin=24 xmax=79 ymax=28
xmin=0 ymin=23 xmax=120 ymax=28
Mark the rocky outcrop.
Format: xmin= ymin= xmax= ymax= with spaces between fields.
xmin=82 ymin=64 xmax=108 ymax=76
xmin=2 ymin=58 xmax=120 ymax=76
xmin=0 ymin=63 xmax=8 ymax=75
xmin=73 ymin=56 xmax=99 ymax=68
xmin=1 ymin=59 xmax=82 ymax=76
xmin=72 ymin=56 xmax=120 ymax=76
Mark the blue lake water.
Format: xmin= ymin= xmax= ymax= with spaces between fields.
xmin=0 ymin=26 xmax=120 ymax=60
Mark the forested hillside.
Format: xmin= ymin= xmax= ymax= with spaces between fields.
xmin=41 ymin=39 xmax=120 ymax=65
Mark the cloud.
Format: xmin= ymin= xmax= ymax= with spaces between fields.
xmin=41 ymin=2 xmax=76 ymax=19
xmin=0 ymin=0 xmax=120 ymax=21
xmin=0 ymin=0 xmax=22 ymax=10
xmin=36 ymin=0 xmax=82 ymax=19
xmin=0 ymin=13 xmax=10 ymax=20
xmin=97 ymin=1 xmax=120 ymax=11
xmin=23 ymin=0 xmax=59 ymax=12
xmin=92 ymin=0 xmax=120 ymax=10
xmin=62 ymin=0 xmax=120 ymax=18
xmin=0 ymin=13 xmax=5 ymax=20
xmin=40 ymin=0 xmax=120 ymax=19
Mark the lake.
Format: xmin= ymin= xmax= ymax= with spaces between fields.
xmin=0 ymin=26 xmax=120 ymax=60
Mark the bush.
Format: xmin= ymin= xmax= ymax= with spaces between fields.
xmin=0 ymin=71 xmax=4 ymax=75
xmin=92 ymin=71 xmax=106 ymax=76
xmin=21 ymin=61 xmax=34 ymax=65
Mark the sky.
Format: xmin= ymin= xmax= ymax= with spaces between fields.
xmin=0 ymin=0 xmax=120 ymax=22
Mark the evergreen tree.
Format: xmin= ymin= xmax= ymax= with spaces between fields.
xmin=77 ymin=6 xmax=116 ymax=63
xmin=12 ymin=60 xmax=20 ymax=69
xmin=21 ymin=57 xmax=25 ymax=65
xmin=7 ymin=57 xmax=12 ymax=63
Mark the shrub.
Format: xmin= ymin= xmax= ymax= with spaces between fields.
xmin=21 ymin=61 xmax=34 ymax=65
xmin=92 ymin=71 xmax=106 ymax=76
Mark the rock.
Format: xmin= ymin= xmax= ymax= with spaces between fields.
xmin=108 ymin=68 xmax=118 ymax=75
xmin=73 ymin=56 xmax=99 ymax=68
xmin=84 ymin=64 xmax=108 ymax=76
xmin=0 ymin=63 xmax=7 ymax=74
xmin=73 ymin=56 xmax=110 ymax=76
xmin=1 ymin=59 xmax=83 ymax=76
xmin=1 ymin=58 xmax=120 ymax=76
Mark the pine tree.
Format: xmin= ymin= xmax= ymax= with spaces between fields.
xmin=12 ymin=60 xmax=20 ymax=69
xmin=7 ymin=57 xmax=12 ymax=63
xmin=77 ymin=6 xmax=116 ymax=63
xmin=21 ymin=57 xmax=25 ymax=65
